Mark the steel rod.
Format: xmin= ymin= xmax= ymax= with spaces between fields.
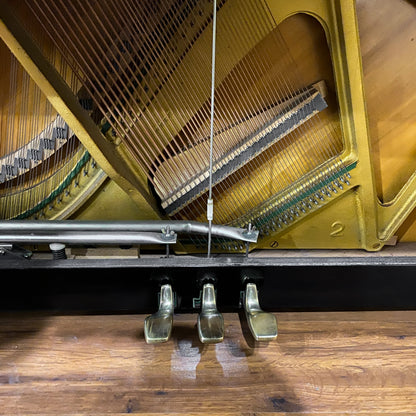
xmin=0 ymin=220 xmax=259 ymax=243
xmin=0 ymin=231 xmax=176 ymax=245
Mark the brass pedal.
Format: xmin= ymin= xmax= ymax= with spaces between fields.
xmin=144 ymin=284 xmax=174 ymax=344
xmin=244 ymin=282 xmax=277 ymax=341
xmin=197 ymin=283 xmax=224 ymax=344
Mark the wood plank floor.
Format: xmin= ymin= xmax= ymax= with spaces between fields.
xmin=0 ymin=311 xmax=415 ymax=415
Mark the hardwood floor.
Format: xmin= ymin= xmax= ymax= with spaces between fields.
xmin=0 ymin=311 xmax=415 ymax=414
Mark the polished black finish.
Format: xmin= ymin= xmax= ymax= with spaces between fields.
xmin=1 ymin=254 xmax=416 ymax=313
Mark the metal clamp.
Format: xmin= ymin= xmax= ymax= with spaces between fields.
xmin=197 ymin=283 xmax=224 ymax=344
xmin=0 ymin=243 xmax=32 ymax=259
xmin=244 ymin=282 xmax=277 ymax=341
xmin=144 ymin=284 xmax=174 ymax=344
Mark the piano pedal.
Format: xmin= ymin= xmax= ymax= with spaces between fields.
xmin=144 ymin=283 xmax=174 ymax=344
xmin=243 ymin=282 xmax=278 ymax=341
xmin=197 ymin=283 xmax=224 ymax=344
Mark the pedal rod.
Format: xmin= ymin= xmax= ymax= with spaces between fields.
xmin=0 ymin=220 xmax=258 ymax=243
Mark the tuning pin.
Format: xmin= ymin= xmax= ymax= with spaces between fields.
xmin=243 ymin=282 xmax=277 ymax=341
xmin=197 ymin=283 xmax=224 ymax=344
xmin=144 ymin=284 xmax=174 ymax=344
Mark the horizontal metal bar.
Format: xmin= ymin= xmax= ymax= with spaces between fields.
xmin=0 ymin=231 xmax=176 ymax=245
xmin=0 ymin=220 xmax=258 ymax=243
xmin=1 ymin=254 xmax=416 ymax=269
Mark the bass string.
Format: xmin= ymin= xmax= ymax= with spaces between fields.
xmin=141 ymin=1 xmax=219 ymax=243
xmin=28 ymin=0 xmax=161 ymax=191
xmin=6 ymin=7 xmax=61 ymax=217
xmin=116 ymin=0 xmax=216 ymax=192
xmin=14 ymin=62 xmax=29 ymax=216
xmin=123 ymin=0 xmax=210 ymax=175
xmin=8 ymin=1 xmax=173 ymax=218
xmin=71 ymin=0 xmax=198 ymax=190
xmin=2 ymin=54 xmax=18 ymax=218
xmin=19 ymin=69 xmax=34 ymax=215
xmin=87 ymin=0 xmax=211 ymax=195
xmin=10 ymin=48 xmax=82 ymax=219
xmin=132 ymin=0 xmax=237 ymax=184
xmin=55 ymin=1 xmax=180 ymax=186
xmin=3 ymin=58 xmax=30 ymax=216
xmin=126 ymin=0 xmax=217 ymax=164
xmin=29 ymin=0 xmax=177 ymax=201
xmin=111 ymin=0 xmax=214 ymax=218
xmin=30 ymin=0 xmax=272 ymax=218
xmin=90 ymin=0 xmax=209 ymax=193
xmin=33 ymin=48 xmax=53 ymax=216
xmin=33 ymin=41 xmax=57 ymax=216
xmin=22 ymin=0 xmax=340 ymax=224
xmin=114 ymin=0 xmax=228 ymax=187
xmin=22 ymin=5 xmax=86 ymax=192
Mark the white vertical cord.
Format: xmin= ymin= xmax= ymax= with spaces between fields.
xmin=207 ymin=0 xmax=217 ymax=258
